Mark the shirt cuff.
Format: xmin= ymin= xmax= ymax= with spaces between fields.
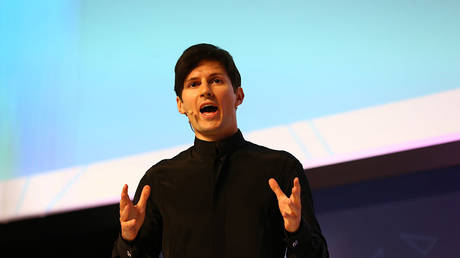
xmin=116 ymin=234 xmax=138 ymax=258
xmin=284 ymin=218 xmax=313 ymax=249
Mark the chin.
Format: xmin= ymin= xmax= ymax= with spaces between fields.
xmin=198 ymin=126 xmax=221 ymax=136
xmin=197 ymin=121 xmax=222 ymax=131
xmin=196 ymin=125 xmax=229 ymax=139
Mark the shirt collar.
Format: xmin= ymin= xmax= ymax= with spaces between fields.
xmin=193 ymin=129 xmax=245 ymax=157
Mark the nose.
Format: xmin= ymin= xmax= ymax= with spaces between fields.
xmin=199 ymin=81 xmax=213 ymax=97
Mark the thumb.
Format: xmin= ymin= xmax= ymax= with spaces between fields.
xmin=268 ymin=178 xmax=286 ymax=200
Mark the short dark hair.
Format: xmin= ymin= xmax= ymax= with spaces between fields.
xmin=174 ymin=43 xmax=241 ymax=98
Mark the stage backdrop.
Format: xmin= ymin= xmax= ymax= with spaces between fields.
xmin=1 ymin=0 xmax=459 ymax=221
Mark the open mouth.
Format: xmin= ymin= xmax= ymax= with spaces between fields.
xmin=200 ymin=104 xmax=218 ymax=114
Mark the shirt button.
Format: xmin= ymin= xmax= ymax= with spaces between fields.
xmin=127 ymin=250 xmax=132 ymax=257
xmin=292 ymin=240 xmax=298 ymax=248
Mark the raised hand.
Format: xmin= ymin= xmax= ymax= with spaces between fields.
xmin=268 ymin=177 xmax=301 ymax=233
xmin=119 ymin=184 xmax=151 ymax=241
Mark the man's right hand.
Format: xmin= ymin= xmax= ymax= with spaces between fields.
xmin=119 ymin=184 xmax=151 ymax=241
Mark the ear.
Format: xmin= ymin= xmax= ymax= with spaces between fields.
xmin=235 ymin=87 xmax=244 ymax=108
xmin=177 ymin=96 xmax=186 ymax=114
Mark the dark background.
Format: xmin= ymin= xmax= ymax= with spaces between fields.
xmin=1 ymin=141 xmax=459 ymax=258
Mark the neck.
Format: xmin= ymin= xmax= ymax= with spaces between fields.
xmin=195 ymin=127 xmax=238 ymax=142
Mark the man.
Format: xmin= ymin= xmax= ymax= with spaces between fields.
xmin=112 ymin=43 xmax=329 ymax=258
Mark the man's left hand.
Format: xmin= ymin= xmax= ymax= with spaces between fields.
xmin=268 ymin=177 xmax=301 ymax=233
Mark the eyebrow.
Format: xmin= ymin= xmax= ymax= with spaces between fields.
xmin=185 ymin=73 xmax=225 ymax=83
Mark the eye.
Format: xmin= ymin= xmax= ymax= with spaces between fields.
xmin=188 ymin=81 xmax=200 ymax=88
xmin=210 ymin=78 xmax=223 ymax=84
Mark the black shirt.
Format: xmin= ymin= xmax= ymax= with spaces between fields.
xmin=112 ymin=130 xmax=329 ymax=258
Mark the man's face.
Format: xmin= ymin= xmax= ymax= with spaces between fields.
xmin=176 ymin=60 xmax=244 ymax=141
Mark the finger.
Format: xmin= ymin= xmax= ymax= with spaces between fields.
xmin=120 ymin=205 xmax=130 ymax=221
xmin=282 ymin=209 xmax=298 ymax=219
xmin=283 ymin=198 xmax=300 ymax=213
xmin=292 ymin=177 xmax=301 ymax=206
xmin=120 ymin=184 xmax=131 ymax=209
xmin=120 ymin=200 xmax=132 ymax=221
xmin=121 ymin=218 xmax=137 ymax=228
xmin=122 ymin=184 xmax=128 ymax=196
xmin=287 ymin=199 xmax=300 ymax=211
xmin=137 ymin=185 xmax=151 ymax=210
xmin=268 ymin=178 xmax=286 ymax=200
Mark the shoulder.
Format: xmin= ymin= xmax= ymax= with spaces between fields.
xmin=242 ymin=140 xmax=301 ymax=165
xmin=142 ymin=146 xmax=193 ymax=180
xmin=240 ymin=140 xmax=305 ymax=189
xmin=237 ymin=140 xmax=303 ymax=178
